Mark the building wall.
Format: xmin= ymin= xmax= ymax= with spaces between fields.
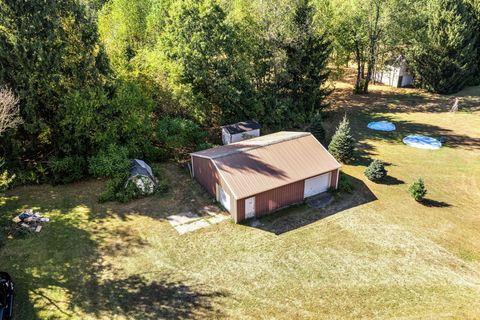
xmin=235 ymin=169 xmax=339 ymax=222
xmin=230 ymin=129 xmax=260 ymax=143
xmin=330 ymin=169 xmax=339 ymax=189
xmin=374 ymin=65 xmax=413 ymax=88
xmin=235 ymin=179 xmax=305 ymax=222
xmin=221 ymin=129 xmax=231 ymax=145
xmin=191 ymin=156 xmax=218 ymax=196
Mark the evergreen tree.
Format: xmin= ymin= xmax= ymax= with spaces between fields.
xmin=309 ymin=113 xmax=326 ymax=145
xmin=0 ymin=0 xmax=109 ymax=161
xmin=408 ymin=0 xmax=478 ymax=94
xmin=280 ymin=0 xmax=332 ymax=125
xmin=328 ymin=115 xmax=355 ymax=163
xmin=409 ymin=178 xmax=427 ymax=201
xmin=364 ymin=159 xmax=387 ymax=181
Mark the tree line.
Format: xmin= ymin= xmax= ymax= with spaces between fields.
xmin=0 ymin=0 xmax=479 ymax=186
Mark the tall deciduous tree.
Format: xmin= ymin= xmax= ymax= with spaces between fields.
xmin=158 ymin=0 xmax=259 ymax=124
xmin=0 ymin=86 xmax=22 ymax=135
xmin=330 ymin=0 xmax=391 ymax=94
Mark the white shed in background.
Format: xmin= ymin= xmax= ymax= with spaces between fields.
xmin=374 ymin=56 xmax=413 ymax=88
xmin=221 ymin=120 xmax=261 ymax=145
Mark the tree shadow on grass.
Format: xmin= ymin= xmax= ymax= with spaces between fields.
xmin=377 ymin=176 xmax=405 ymax=185
xmin=421 ymin=198 xmax=452 ymax=208
xmin=78 ymin=275 xmax=226 ymax=320
xmin=0 ymin=200 xmax=227 ymax=319
xmin=245 ymin=173 xmax=377 ymax=235
xmin=351 ymin=111 xmax=480 ymax=151
xmin=0 ymin=163 xmax=218 ymax=223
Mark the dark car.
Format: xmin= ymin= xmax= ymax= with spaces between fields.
xmin=0 ymin=273 xmax=13 ymax=320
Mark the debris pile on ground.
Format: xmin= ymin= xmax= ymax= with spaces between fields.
xmin=10 ymin=209 xmax=49 ymax=235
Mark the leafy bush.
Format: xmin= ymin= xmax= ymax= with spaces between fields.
xmin=0 ymin=158 xmax=15 ymax=192
xmin=409 ymin=178 xmax=427 ymax=201
xmin=156 ymin=117 xmax=206 ymax=156
xmin=98 ymin=162 xmax=169 ymax=203
xmin=194 ymin=142 xmax=217 ymax=152
xmin=13 ymin=163 xmax=48 ymax=185
xmin=48 ymin=155 xmax=86 ymax=184
xmin=98 ymin=172 xmax=134 ymax=203
xmin=328 ymin=171 xmax=354 ymax=197
xmin=364 ymin=160 xmax=387 ymax=182
xmin=328 ymin=115 xmax=355 ymax=163
xmin=309 ymin=113 xmax=326 ymax=144
xmin=88 ymin=144 xmax=131 ymax=178
xmin=338 ymin=172 xmax=355 ymax=193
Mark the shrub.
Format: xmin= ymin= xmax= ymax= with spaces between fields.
xmin=88 ymin=144 xmax=131 ymax=178
xmin=48 ymin=155 xmax=86 ymax=184
xmin=338 ymin=172 xmax=355 ymax=193
xmin=328 ymin=115 xmax=355 ymax=163
xmin=98 ymin=173 xmax=132 ymax=203
xmin=309 ymin=113 xmax=326 ymax=144
xmin=409 ymin=178 xmax=427 ymax=201
xmin=0 ymin=158 xmax=15 ymax=192
xmin=328 ymin=172 xmax=354 ymax=196
xmin=364 ymin=160 xmax=387 ymax=182
xmin=98 ymin=163 xmax=169 ymax=203
xmin=194 ymin=142 xmax=217 ymax=152
xmin=156 ymin=117 xmax=206 ymax=155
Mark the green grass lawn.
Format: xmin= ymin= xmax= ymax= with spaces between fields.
xmin=1 ymin=84 xmax=480 ymax=319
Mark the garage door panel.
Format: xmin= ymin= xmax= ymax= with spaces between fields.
xmin=304 ymin=173 xmax=330 ymax=198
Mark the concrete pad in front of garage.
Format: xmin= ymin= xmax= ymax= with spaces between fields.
xmin=207 ymin=214 xmax=228 ymax=225
xmin=174 ymin=219 xmax=211 ymax=235
xmin=167 ymin=211 xmax=200 ymax=227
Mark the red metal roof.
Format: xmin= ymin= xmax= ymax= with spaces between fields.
xmin=191 ymin=132 xmax=341 ymax=199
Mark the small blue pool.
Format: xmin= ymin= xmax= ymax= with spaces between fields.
xmin=403 ymin=134 xmax=442 ymax=150
xmin=367 ymin=121 xmax=396 ymax=131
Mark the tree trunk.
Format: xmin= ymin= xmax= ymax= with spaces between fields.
xmin=363 ymin=1 xmax=381 ymax=94
xmin=354 ymin=45 xmax=362 ymax=93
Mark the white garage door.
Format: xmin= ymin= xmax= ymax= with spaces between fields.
xmin=304 ymin=173 xmax=330 ymax=198
xmin=219 ymin=185 xmax=231 ymax=212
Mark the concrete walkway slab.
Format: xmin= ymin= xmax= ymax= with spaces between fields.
xmin=174 ymin=220 xmax=211 ymax=235
xmin=199 ymin=205 xmax=221 ymax=216
xmin=167 ymin=211 xmax=199 ymax=227
xmin=207 ymin=214 xmax=228 ymax=225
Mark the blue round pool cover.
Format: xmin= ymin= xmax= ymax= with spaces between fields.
xmin=367 ymin=121 xmax=396 ymax=131
xmin=403 ymin=134 xmax=442 ymax=149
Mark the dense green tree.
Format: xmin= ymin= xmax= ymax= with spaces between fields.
xmin=406 ymin=0 xmax=478 ymax=93
xmin=0 ymin=0 xmax=109 ymax=162
xmin=157 ymin=0 xmax=259 ymax=124
xmin=330 ymin=0 xmax=392 ymax=93
xmin=279 ymin=0 xmax=332 ymax=125
xmin=328 ymin=115 xmax=355 ymax=163
xmin=309 ymin=113 xmax=326 ymax=144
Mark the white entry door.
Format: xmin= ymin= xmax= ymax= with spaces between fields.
xmin=245 ymin=196 xmax=255 ymax=219
xmin=219 ymin=186 xmax=231 ymax=212
xmin=304 ymin=173 xmax=330 ymax=198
